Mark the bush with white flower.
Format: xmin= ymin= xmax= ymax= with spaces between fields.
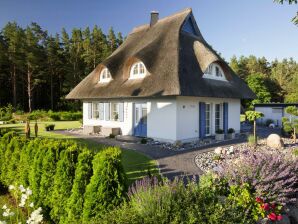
xmin=0 ymin=184 xmax=43 ymax=224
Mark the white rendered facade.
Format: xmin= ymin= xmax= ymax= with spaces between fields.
xmin=83 ymin=96 xmax=241 ymax=143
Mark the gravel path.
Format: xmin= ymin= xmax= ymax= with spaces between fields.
xmin=55 ymin=130 xmax=246 ymax=180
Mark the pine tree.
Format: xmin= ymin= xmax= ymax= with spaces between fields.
xmin=107 ymin=27 xmax=117 ymax=54
xmin=2 ymin=22 xmax=25 ymax=109
xmin=24 ymin=23 xmax=46 ymax=112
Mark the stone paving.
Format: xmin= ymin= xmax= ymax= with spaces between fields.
xmin=55 ymin=130 xmax=247 ymax=180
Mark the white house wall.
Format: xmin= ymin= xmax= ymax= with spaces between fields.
xmin=83 ymin=98 xmax=177 ymax=142
xmin=83 ymin=97 xmax=241 ymax=143
xmin=83 ymin=100 xmax=134 ymax=135
xmin=176 ymin=97 xmax=241 ymax=142
xmin=147 ymin=98 xmax=177 ymax=142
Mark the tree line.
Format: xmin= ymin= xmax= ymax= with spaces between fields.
xmin=229 ymin=55 xmax=298 ymax=108
xmin=0 ymin=22 xmax=297 ymax=112
xmin=0 ymin=22 xmax=123 ymax=112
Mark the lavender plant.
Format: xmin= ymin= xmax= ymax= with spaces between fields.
xmin=218 ymin=150 xmax=298 ymax=205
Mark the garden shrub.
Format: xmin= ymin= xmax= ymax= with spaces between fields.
xmin=100 ymin=175 xmax=257 ymax=224
xmin=50 ymin=146 xmax=79 ymax=223
xmin=265 ymin=119 xmax=274 ymax=127
xmin=45 ymin=124 xmax=55 ymax=131
xmin=38 ymin=141 xmax=60 ymax=207
xmin=28 ymin=142 xmax=46 ymax=202
xmin=218 ymin=150 xmax=298 ymax=205
xmin=0 ymin=133 xmax=128 ymax=223
xmin=83 ymin=147 xmax=127 ymax=221
xmin=66 ymin=150 xmax=94 ymax=223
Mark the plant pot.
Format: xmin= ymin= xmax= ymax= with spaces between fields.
xmin=227 ymin=133 xmax=235 ymax=139
xmin=215 ymin=133 xmax=225 ymax=141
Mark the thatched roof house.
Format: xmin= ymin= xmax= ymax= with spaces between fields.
xmin=67 ymin=8 xmax=255 ymax=143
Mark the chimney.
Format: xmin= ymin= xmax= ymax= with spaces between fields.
xmin=150 ymin=11 xmax=159 ymax=27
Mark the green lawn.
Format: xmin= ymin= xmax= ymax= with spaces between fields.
xmin=0 ymin=121 xmax=159 ymax=185
xmin=0 ymin=121 xmax=81 ymax=138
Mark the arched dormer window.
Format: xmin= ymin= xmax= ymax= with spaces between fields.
xmin=129 ymin=62 xmax=147 ymax=79
xmin=99 ymin=68 xmax=112 ymax=83
xmin=203 ymin=63 xmax=226 ymax=81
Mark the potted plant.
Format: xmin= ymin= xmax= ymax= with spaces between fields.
xmin=227 ymin=128 xmax=235 ymax=139
xmin=215 ymin=129 xmax=225 ymax=141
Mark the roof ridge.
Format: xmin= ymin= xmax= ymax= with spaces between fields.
xmin=130 ymin=8 xmax=192 ymax=34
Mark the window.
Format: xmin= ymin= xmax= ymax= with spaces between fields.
xmin=205 ymin=103 xmax=211 ymax=136
xmin=203 ymin=63 xmax=226 ymax=81
xmin=92 ymin=103 xmax=99 ymax=119
xmin=130 ymin=62 xmax=147 ymax=79
xmin=111 ymin=102 xmax=120 ymax=121
xmin=99 ymin=103 xmax=104 ymax=120
xmin=215 ymin=104 xmax=222 ymax=131
xmin=99 ymin=68 xmax=112 ymax=83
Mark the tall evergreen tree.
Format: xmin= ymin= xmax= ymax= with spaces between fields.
xmin=107 ymin=27 xmax=117 ymax=54
xmin=2 ymin=22 xmax=25 ymax=109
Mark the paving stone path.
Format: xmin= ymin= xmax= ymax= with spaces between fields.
xmin=56 ymin=130 xmax=247 ymax=180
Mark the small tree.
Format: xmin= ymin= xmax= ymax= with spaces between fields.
xmin=245 ymin=111 xmax=264 ymax=145
xmin=282 ymin=106 xmax=298 ymax=143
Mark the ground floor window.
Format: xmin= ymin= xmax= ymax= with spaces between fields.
xmin=89 ymin=102 xmax=124 ymax=122
xmin=205 ymin=103 xmax=211 ymax=135
xmin=215 ymin=103 xmax=222 ymax=131
xmin=92 ymin=103 xmax=99 ymax=119
xmin=111 ymin=102 xmax=120 ymax=121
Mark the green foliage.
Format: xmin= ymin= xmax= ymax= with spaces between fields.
xmin=83 ymin=147 xmax=127 ymax=221
xmin=245 ymin=111 xmax=264 ymax=121
xmin=248 ymin=135 xmax=258 ymax=146
xmin=282 ymin=106 xmax=298 ymax=141
xmin=0 ymin=104 xmax=13 ymax=121
xmin=66 ymin=150 xmax=94 ymax=223
xmin=293 ymin=148 xmax=298 ymax=156
xmin=50 ymin=145 xmax=79 ymax=223
xmin=0 ymin=133 xmax=128 ymax=223
xmin=215 ymin=129 xmax=224 ymax=134
xmin=265 ymin=119 xmax=274 ymax=126
xmin=246 ymin=73 xmax=271 ymax=109
xmin=100 ymin=174 xmax=258 ymax=224
xmin=227 ymin=128 xmax=235 ymax=134
xmin=45 ymin=124 xmax=55 ymax=131
xmin=0 ymin=21 xmax=123 ymax=111
xmin=140 ymin=138 xmax=147 ymax=144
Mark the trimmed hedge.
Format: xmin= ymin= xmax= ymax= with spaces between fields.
xmin=0 ymin=132 xmax=127 ymax=223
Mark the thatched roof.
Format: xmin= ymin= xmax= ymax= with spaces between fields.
xmin=66 ymin=8 xmax=255 ymax=100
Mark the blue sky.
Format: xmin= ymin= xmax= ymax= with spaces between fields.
xmin=0 ymin=0 xmax=297 ymax=61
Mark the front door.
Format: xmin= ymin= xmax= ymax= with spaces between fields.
xmin=134 ymin=103 xmax=147 ymax=137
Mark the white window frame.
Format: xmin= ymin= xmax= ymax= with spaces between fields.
xmin=99 ymin=68 xmax=112 ymax=83
xmin=205 ymin=103 xmax=211 ymax=136
xmin=111 ymin=102 xmax=120 ymax=121
xmin=129 ymin=62 xmax=147 ymax=79
xmin=203 ymin=63 xmax=227 ymax=81
xmin=92 ymin=102 xmax=100 ymax=119
xmin=215 ymin=103 xmax=222 ymax=131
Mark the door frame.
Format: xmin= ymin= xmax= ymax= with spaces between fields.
xmin=133 ymin=102 xmax=147 ymax=137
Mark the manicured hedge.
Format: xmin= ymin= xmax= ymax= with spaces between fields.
xmin=0 ymin=132 xmax=127 ymax=223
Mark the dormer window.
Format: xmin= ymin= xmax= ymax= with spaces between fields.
xmin=203 ymin=63 xmax=226 ymax=81
xmin=130 ymin=62 xmax=147 ymax=79
xmin=99 ymin=68 xmax=112 ymax=83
